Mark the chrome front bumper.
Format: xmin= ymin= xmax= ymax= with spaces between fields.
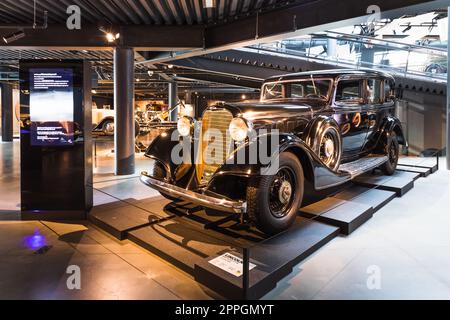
xmin=140 ymin=172 xmax=247 ymax=214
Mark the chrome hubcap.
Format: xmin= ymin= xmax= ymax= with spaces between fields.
xmin=324 ymin=138 xmax=334 ymax=158
xmin=278 ymin=180 xmax=292 ymax=204
xmin=320 ymin=131 xmax=338 ymax=167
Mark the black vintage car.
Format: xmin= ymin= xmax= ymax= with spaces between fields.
xmin=141 ymin=69 xmax=406 ymax=234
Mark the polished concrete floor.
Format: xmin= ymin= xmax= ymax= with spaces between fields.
xmin=2 ymin=139 xmax=450 ymax=300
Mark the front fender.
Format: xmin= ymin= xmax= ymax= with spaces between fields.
xmin=209 ymin=132 xmax=350 ymax=192
xmin=144 ymin=125 xmax=180 ymax=180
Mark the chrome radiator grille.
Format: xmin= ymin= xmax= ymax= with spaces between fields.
xmin=198 ymin=109 xmax=234 ymax=184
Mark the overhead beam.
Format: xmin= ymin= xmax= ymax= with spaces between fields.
xmin=174 ymin=73 xmax=261 ymax=89
xmin=169 ymin=56 xmax=288 ymax=81
xmin=0 ymin=24 xmax=204 ymax=50
xmin=137 ymin=0 xmax=448 ymax=64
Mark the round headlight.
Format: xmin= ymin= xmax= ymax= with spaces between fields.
xmin=229 ymin=117 xmax=249 ymax=142
xmin=177 ymin=116 xmax=192 ymax=137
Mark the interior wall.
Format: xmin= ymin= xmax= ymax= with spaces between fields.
xmin=397 ymin=90 xmax=446 ymax=155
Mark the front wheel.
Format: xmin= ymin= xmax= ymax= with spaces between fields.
xmin=246 ymin=152 xmax=304 ymax=235
xmin=380 ymin=132 xmax=399 ymax=175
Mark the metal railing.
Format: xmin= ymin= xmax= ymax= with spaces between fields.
xmin=247 ymin=31 xmax=447 ymax=84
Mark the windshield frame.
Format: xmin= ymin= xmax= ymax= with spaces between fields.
xmin=260 ymin=77 xmax=334 ymax=102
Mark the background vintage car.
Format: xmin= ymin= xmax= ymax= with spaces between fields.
xmin=141 ymin=69 xmax=406 ymax=234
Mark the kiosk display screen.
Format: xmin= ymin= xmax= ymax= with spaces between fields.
xmin=29 ymin=68 xmax=74 ymax=146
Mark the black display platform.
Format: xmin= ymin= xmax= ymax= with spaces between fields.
xmin=194 ymin=219 xmax=339 ymax=299
xmin=89 ymin=197 xmax=174 ymax=239
xmin=89 ymin=166 xmax=435 ymax=299
xmin=300 ymin=186 xmax=396 ymax=235
xmin=398 ymin=157 xmax=439 ymax=174
xmin=353 ymin=170 xmax=419 ymax=196
xmin=396 ymin=164 xmax=431 ymax=177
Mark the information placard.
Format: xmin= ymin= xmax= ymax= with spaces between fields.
xmin=209 ymin=253 xmax=256 ymax=277
xmin=29 ymin=68 xmax=74 ymax=146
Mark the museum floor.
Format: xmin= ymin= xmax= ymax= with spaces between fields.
xmin=2 ymin=139 xmax=450 ymax=299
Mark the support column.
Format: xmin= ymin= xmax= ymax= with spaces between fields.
xmin=1 ymin=83 xmax=14 ymax=142
xmin=327 ymin=38 xmax=337 ymax=59
xmin=168 ymin=81 xmax=178 ymax=121
xmin=114 ymin=47 xmax=135 ymax=175
xmin=447 ymin=7 xmax=450 ymax=169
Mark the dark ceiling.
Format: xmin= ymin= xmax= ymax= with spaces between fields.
xmin=0 ymin=0 xmax=292 ymax=26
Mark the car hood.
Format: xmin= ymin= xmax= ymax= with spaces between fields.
xmin=207 ymin=100 xmax=321 ymax=127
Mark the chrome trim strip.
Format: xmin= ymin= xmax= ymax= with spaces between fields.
xmin=140 ymin=172 xmax=247 ymax=214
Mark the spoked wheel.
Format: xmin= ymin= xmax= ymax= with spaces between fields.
xmin=246 ymin=152 xmax=304 ymax=235
xmin=318 ymin=126 xmax=341 ymax=171
xmin=380 ymin=132 xmax=399 ymax=175
xmin=268 ymin=167 xmax=296 ymax=218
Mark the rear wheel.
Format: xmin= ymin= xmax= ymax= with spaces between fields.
xmin=380 ymin=132 xmax=399 ymax=175
xmin=246 ymin=152 xmax=304 ymax=235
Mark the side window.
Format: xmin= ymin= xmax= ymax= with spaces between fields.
xmin=290 ymin=83 xmax=304 ymax=98
xmin=262 ymin=83 xmax=284 ymax=100
xmin=367 ymin=79 xmax=382 ymax=104
xmin=335 ymin=80 xmax=363 ymax=104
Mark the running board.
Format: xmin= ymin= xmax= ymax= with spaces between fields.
xmin=338 ymin=155 xmax=388 ymax=179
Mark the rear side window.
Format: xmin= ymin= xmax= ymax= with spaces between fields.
xmin=335 ymin=80 xmax=363 ymax=104
xmin=367 ymin=79 xmax=382 ymax=104
xmin=384 ymin=80 xmax=394 ymax=102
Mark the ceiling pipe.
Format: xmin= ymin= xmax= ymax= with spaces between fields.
xmin=0 ymin=11 xmax=48 ymax=30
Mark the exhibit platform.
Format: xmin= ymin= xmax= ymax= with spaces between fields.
xmin=89 ymin=164 xmax=436 ymax=299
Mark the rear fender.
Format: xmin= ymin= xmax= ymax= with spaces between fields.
xmin=374 ymin=116 xmax=407 ymax=151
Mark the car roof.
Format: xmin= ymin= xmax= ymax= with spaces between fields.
xmin=264 ymin=68 xmax=395 ymax=83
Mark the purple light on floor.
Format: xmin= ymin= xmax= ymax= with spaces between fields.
xmin=23 ymin=229 xmax=47 ymax=250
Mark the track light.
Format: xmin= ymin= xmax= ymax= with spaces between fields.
xmin=2 ymin=30 xmax=25 ymax=44
xmin=99 ymin=25 xmax=120 ymax=43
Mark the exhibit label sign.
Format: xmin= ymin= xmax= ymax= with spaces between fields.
xmin=209 ymin=253 xmax=256 ymax=277
xmin=29 ymin=68 xmax=74 ymax=146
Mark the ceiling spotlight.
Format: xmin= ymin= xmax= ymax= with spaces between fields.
xmin=167 ymin=64 xmax=174 ymax=69
xmin=136 ymin=78 xmax=140 ymax=82
xmin=99 ymin=26 xmax=120 ymax=43
xmin=91 ymin=90 xmax=97 ymax=94
xmin=241 ymin=94 xmax=247 ymax=100
xmin=147 ymin=70 xmax=154 ymax=77
xmin=2 ymin=30 xmax=25 ymax=44
xmin=105 ymin=32 xmax=120 ymax=42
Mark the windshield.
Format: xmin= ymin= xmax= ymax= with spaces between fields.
xmin=261 ymin=79 xmax=332 ymax=101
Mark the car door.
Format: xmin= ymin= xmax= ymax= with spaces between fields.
xmin=333 ymin=79 xmax=367 ymax=159
xmin=361 ymin=77 xmax=384 ymax=152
